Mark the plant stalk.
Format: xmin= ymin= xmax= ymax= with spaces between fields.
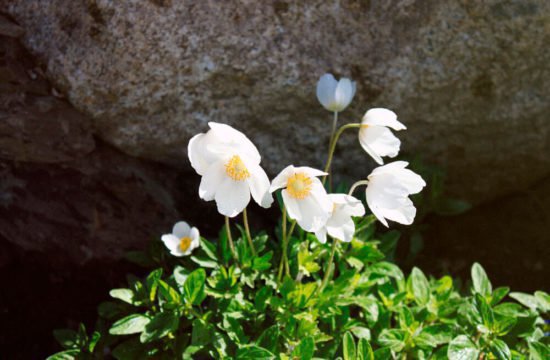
xmin=320 ymin=239 xmax=338 ymax=291
xmin=242 ymin=208 xmax=256 ymax=256
xmin=322 ymin=123 xmax=361 ymax=185
xmin=348 ymin=179 xmax=370 ymax=196
xmin=278 ymin=208 xmax=288 ymax=282
xmin=225 ymin=216 xmax=238 ymax=263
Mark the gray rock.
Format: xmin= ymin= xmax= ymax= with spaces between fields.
xmin=2 ymin=0 xmax=549 ymax=203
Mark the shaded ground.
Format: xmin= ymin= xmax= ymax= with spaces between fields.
xmin=412 ymin=175 xmax=550 ymax=292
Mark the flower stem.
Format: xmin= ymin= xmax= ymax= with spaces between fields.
xmin=320 ymin=238 xmax=338 ymax=291
xmin=224 ymin=216 xmax=238 ymax=263
xmin=348 ymin=179 xmax=369 ymax=196
xmin=330 ymin=111 xmax=338 ymax=149
xmin=278 ymin=208 xmax=288 ymax=282
xmin=322 ymin=123 xmax=361 ymax=185
xmin=284 ymin=221 xmax=296 ymax=276
xmin=242 ymin=208 xmax=256 ymax=256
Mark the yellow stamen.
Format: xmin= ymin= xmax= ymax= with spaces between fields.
xmin=360 ymin=124 xmax=369 ymax=129
xmin=286 ymin=172 xmax=313 ymax=200
xmin=179 ymin=237 xmax=192 ymax=252
xmin=225 ymin=155 xmax=250 ymax=181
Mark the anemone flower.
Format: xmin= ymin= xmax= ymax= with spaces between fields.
xmin=359 ymin=108 xmax=407 ymax=165
xmin=188 ymin=122 xmax=273 ymax=217
xmin=270 ymin=165 xmax=332 ymax=232
xmin=161 ymin=221 xmax=200 ymax=257
xmin=365 ymin=161 xmax=426 ymax=227
xmin=314 ymin=194 xmax=365 ymax=244
xmin=316 ymin=73 xmax=356 ymax=112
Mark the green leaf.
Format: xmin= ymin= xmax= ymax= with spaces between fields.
xmin=109 ymin=288 xmax=134 ymax=305
xmin=534 ymin=291 xmax=550 ymax=312
xmin=343 ymin=332 xmax=356 ymax=360
xmin=378 ymin=329 xmax=407 ymax=352
xmin=88 ymin=331 xmax=101 ymax=352
xmin=184 ymin=268 xmax=207 ymax=305
xmin=357 ymin=339 xmax=374 ymax=360
xmin=448 ymin=335 xmax=480 ymax=360
xmin=490 ymin=339 xmax=511 ymax=360
xmin=46 ymin=350 xmax=81 ymax=360
xmin=491 ymin=287 xmax=510 ymax=306
xmin=254 ymin=286 xmax=271 ymax=312
xmin=494 ymin=302 xmax=531 ymax=317
xmin=112 ymin=338 xmax=146 ymax=360
xmin=157 ymin=279 xmax=181 ymax=305
xmin=257 ymin=325 xmax=279 ymax=354
xmin=173 ymin=265 xmax=189 ymax=287
xmin=410 ymin=267 xmax=430 ymax=305
xmin=235 ymin=345 xmax=275 ymax=360
xmin=351 ymin=327 xmax=371 ymax=340
xmin=292 ymin=336 xmax=314 ymax=360
xmin=98 ymin=301 xmax=123 ymax=319
xmin=145 ymin=268 xmax=163 ymax=303
xmin=192 ymin=318 xmax=213 ymax=346
xmin=140 ymin=311 xmax=179 ymax=343
xmin=510 ymin=292 xmax=539 ymax=311
xmin=200 ymin=237 xmax=218 ymax=260
xmin=528 ymin=342 xmax=550 ymax=360
xmin=190 ymin=255 xmax=218 ymax=268
xmin=53 ymin=329 xmax=78 ymax=349
xmin=475 ymin=293 xmax=495 ymax=329
xmin=252 ymin=251 xmax=273 ymax=271
xmin=415 ymin=324 xmax=453 ymax=348
xmin=471 ymin=263 xmax=492 ymax=297
xmin=109 ymin=314 xmax=150 ymax=335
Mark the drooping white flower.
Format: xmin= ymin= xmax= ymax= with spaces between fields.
xmin=270 ymin=165 xmax=332 ymax=232
xmin=359 ymin=108 xmax=407 ymax=165
xmin=316 ymin=73 xmax=356 ymax=112
xmin=188 ymin=122 xmax=273 ymax=217
xmin=161 ymin=221 xmax=200 ymax=257
xmin=314 ymin=194 xmax=366 ymax=244
xmin=365 ymin=161 xmax=426 ymax=227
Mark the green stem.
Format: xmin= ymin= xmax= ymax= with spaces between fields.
xmin=278 ymin=208 xmax=288 ymax=282
xmin=225 ymin=216 xmax=238 ymax=263
xmin=322 ymin=123 xmax=361 ymax=185
xmin=348 ymin=179 xmax=369 ymax=196
xmin=284 ymin=220 xmax=296 ymax=275
xmin=242 ymin=208 xmax=256 ymax=256
xmin=320 ymin=239 xmax=338 ymax=291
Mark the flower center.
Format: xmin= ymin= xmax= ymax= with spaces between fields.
xmin=179 ymin=236 xmax=192 ymax=252
xmin=286 ymin=172 xmax=313 ymax=200
xmin=225 ymin=155 xmax=250 ymax=181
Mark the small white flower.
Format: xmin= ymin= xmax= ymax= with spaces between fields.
xmin=316 ymin=73 xmax=356 ymax=112
xmin=270 ymin=165 xmax=332 ymax=232
xmin=359 ymin=108 xmax=407 ymax=165
xmin=314 ymin=194 xmax=366 ymax=244
xmin=188 ymin=122 xmax=273 ymax=217
xmin=365 ymin=161 xmax=426 ymax=227
xmin=161 ymin=221 xmax=200 ymax=257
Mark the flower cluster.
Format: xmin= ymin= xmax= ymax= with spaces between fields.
xmin=162 ymin=72 xmax=425 ymax=256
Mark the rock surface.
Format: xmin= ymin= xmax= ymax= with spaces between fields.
xmin=1 ymin=0 xmax=549 ymax=204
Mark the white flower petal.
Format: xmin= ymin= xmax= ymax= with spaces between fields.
xmin=315 ymin=227 xmax=328 ymax=244
xmin=161 ymin=234 xmax=182 ymax=254
xmin=334 ymin=78 xmax=354 ymax=111
xmin=172 ymin=221 xmax=190 ymax=238
xmin=378 ymin=198 xmax=417 ymax=225
xmin=369 ymin=161 xmax=409 ymax=176
xmin=189 ymin=227 xmax=200 ymax=241
xmin=246 ymin=162 xmax=274 ymax=208
xmin=359 ymin=126 xmax=401 ymax=163
xmin=207 ymin=122 xmax=261 ymax=163
xmin=188 ymin=132 xmax=219 ymax=176
xmin=294 ymin=166 xmax=328 ymax=179
xmin=327 ymin=214 xmax=355 ymax=242
xmin=214 ymin=178 xmax=251 ymax=217
xmin=316 ymin=73 xmax=338 ymax=110
xmin=282 ymin=190 xmax=302 ymax=222
xmin=295 ymin=190 xmax=331 ymax=232
xmin=199 ymin=160 xmax=227 ymax=201
xmin=362 ymin=108 xmax=406 ymax=130
xmin=270 ymin=165 xmax=296 ymax=192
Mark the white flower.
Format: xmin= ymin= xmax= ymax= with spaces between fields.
xmin=188 ymin=122 xmax=273 ymax=217
xmin=314 ymin=194 xmax=366 ymax=244
xmin=359 ymin=108 xmax=407 ymax=165
xmin=270 ymin=165 xmax=332 ymax=232
xmin=316 ymin=73 xmax=356 ymax=112
xmin=161 ymin=221 xmax=200 ymax=257
xmin=365 ymin=161 xmax=426 ymax=227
